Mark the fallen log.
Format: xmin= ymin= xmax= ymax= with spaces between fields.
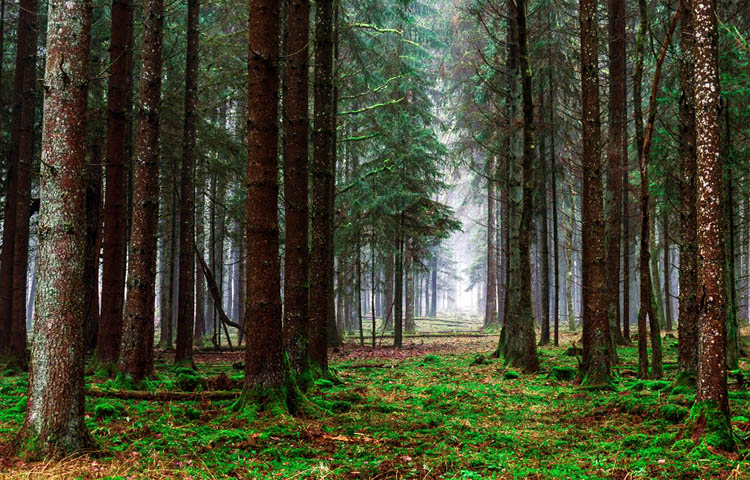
xmin=87 ymin=388 xmax=240 ymax=401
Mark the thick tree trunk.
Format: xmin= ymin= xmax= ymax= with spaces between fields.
xmin=502 ymin=0 xmax=538 ymax=373
xmin=98 ymin=0 xmax=134 ymax=368
xmin=692 ymin=0 xmax=733 ymax=450
xmin=548 ymin=78 xmax=560 ymax=346
xmin=193 ymin=171 xmax=206 ymax=343
xmin=243 ymin=0 xmax=284 ymax=400
xmin=175 ymin=0 xmax=199 ymax=365
xmin=539 ymin=108 xmax=550 ymax=346
xmin=283 ymin=0 xmax=311 ymax=377
xmin=310 ymin=0 xmax=338 ymax=370
xmin=0 ymin=0 xmax=38 ymax=367
xmin=119 ymin=0 xmax=163 ymax=383
xmin=605 ymin=0 xmax=626 ymax=355
xmin=18 ymin=0 xmax=93 ymax=457
xmin=580 ymin=0 xmax=611 ymax=385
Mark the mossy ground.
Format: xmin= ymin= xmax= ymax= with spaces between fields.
xmin=0 ymin=329 xmax=749 ymax=479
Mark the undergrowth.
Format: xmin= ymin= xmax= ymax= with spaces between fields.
xmin=0 ymin=334 xmax=748 ymax=479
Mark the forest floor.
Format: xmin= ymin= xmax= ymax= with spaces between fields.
xmin=1 ymin=328 xmax=750 ymax=479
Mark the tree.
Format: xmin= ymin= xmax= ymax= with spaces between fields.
xmin=16 ymin=0 xmax=92 ymax=457
xmin=502 ymin=0 xmax=538 ymax=373
xmin=119 ymin=0 xmax=164 ymax=383
xmin=0 ymin=0 xmax=39 ymax=369
xmin=485 ymin=154 xmax=498 ymax=327
xmin=310 ymin=0 xmax=337 ymax=372
xmin=243 ymin=0 xmax=285 ymax=405
xmin=690 ymin=0 xmax=733 ymax=451
xmin=605 ymin=0 xmax=625 ymax=353
xmin=579 ymin=0 xmax=611 ymax=385
xmin=175 ymin=0 xmax=200 ymax=365
xmin=98 ymin=0 xmax=134 ymax=370
xmin=283 ymin=0 xmax=312 ymax=380
xmin=677 ymin=0 xmax=698 ymax=381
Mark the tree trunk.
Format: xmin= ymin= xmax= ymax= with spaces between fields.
xmin=539 ymin=101 xmax=550 ymax=346
xmin=605 ymin=0 xmax=626 ymax=355
xmin=18 ymin=0 xmax=93 ymax=457
xmin=119 ymin=0 xmax=163 ymax=383
xmin=723 ymin=103 xmax=740 ymax=371
xmin=580 ymin=0 xmax=611 ymax=385
xmin=309 ymin=0 xmax=338 ymax=371
xmin=384 ymin=251 xmax=394 ymax=328
xmin=430 ymin=255 xmax=438 ymax=318
xmin=394 ymin=213 xmax=404 ymax=347
xmin=485 ymin=155 xmax=498 ymax=327
xmin=549 ymin=79 xmax=560 ymax=346
xmin=502 ymin=0 xmax=538 ymax=373
xmin=98 ymin=0 xmax=134 ymax=368
xmin=282 ymin=0 xmax=311 ymax=376
xmin=243 ymin=0 xmax=284 ymax=401
xmin=663 ymin=214 xmax=673 ymax=331
xmin=405 ymin=240 xmax=415 ymax=334
xmin=0 ymin=0 xmax=39 ymax=367
xmin=692 ymin=0 xmax=733 ymax=450
xmin=193 ymin=169 xmax=206 ymax=343
xmin=175 ymin=0 xmax=199 ymax=365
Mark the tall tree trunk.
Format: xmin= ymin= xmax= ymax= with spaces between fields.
xmin=18 ymin=0 xmax=92 ymax=456
xmin=502 ymin=0 xmax=538 ymax=373
xmin=384 ymin=251 xmax=394 ymax=328
xmin=485 ymin=155 xmax=498 ymax=327
xmin=566 ymin=184 xmax=576 ymax=332
xmin=283 ymin=0 xmax=311 ymax=377
xmin=692 ymin=0 xmax=733 ymax=450
xmin=175 ymin=0 xmax=199 ymax=365
xmin=723 ymin=103 xmax=740 ymax=371
xmin=605 ymin=0 xmax=626 ymax=355
xmin=0 ymin=0 xmax=39 ymax=366
xmin=310 ymin=0 xmax=338 ymax=371
xmin=243 ymin=0 xmax=284 ymax=401
xmin=98 ymin=0 xmax=134 ymax=368
xmin=549 ymin=79 xmax=560 ymax=346
xmin=539 ymin=92 xmax=550 ymax=346
xmin=580 ymin=0 xmax=611 ymax=385
xmin=119 ymin=0 xmax=164 ymax=382
xmin=237 ymin=232 xmax=246 ymax=345
xmin=430 ymin=255 xmax=438 ymax=318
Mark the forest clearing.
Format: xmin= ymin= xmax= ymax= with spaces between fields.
xmin=1 ymin=326 xmax=749 ymax=479
xmin=0 ymin=0 xmax=748 ymax=477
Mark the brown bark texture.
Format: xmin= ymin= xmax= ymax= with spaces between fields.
xmin=579 ymin=0 xmax=611 ymax=385
xmin=119 ymin=0 xmax=164 ymax=383
xmin=98 ymin=0 xmax=134 ymax=367
xmin=310 ymin=0 xmax=336 ymax=370
xmin=283 ymin=0 xmax=311 ymax=377
xmin=19 ymin=0 xmax=93 ymax=458
xmin=175 ymin=0 xmax=200 ymax=365
xmin=244 ymin=0 xmax=284 ymax=397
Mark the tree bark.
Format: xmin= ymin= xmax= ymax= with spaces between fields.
xmin=0 ymin=0 xmax=39 ymax=367
xmin=282 ymin=0 xmax=311 ymax=377
xmin=17 ymin=0 xmax=93 ymax=457
xmin=119 ymin=0 xmax=163 ymax=382
xmin=692 ymin=0 xmax=733 ymax=450
xmin=485 ymin=155 xmax=498 ymax=327
xmin=502 ymin=0 xmax=538 ymax=373
xmin=243 ymin=0 xmax=284 ymax=400
xmin=175 ymin=0 xmax=200 ymax=365
xmin=98 ymin=0 xmax=134 ymax=368
xmin=580 ymin=0 xmax=611 ymax=385
xmin=310 ymin=0 xmax=338 ymax=370
xmin=605 ymin=0 xmax=626 ymax=355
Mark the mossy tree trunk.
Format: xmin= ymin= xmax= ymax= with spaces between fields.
xmin=18 ymin=0 xmax=93 ymax=458
xmin=691 ymin=0 xmax=733 ymax=451
xmin=677 ymin=0 xmax=698 ymax=378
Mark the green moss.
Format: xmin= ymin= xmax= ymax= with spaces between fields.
xmin=652 ymin=432 xmax=677 ymax=447
xmin=672 ymin=438 xmax=695 ymax=451
xmin=622 ymin=433 xmax=648 ymax=449
xmin=689 ymin=400 xmax=735 ymax=451
xmin=94 ymin=400 xmax=125 ymax=419
xmin=503 ymin=370 xmax=520 ymax=380
xmin=315 ymin=378 xmax=335 ymax=390
xmin=660 ymin=404 xmax=689 ymax=423
xmin=549 ymin=366 xmax=577 ymax=381
xmin=176 ymin=372 xmax=204 ymax=392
